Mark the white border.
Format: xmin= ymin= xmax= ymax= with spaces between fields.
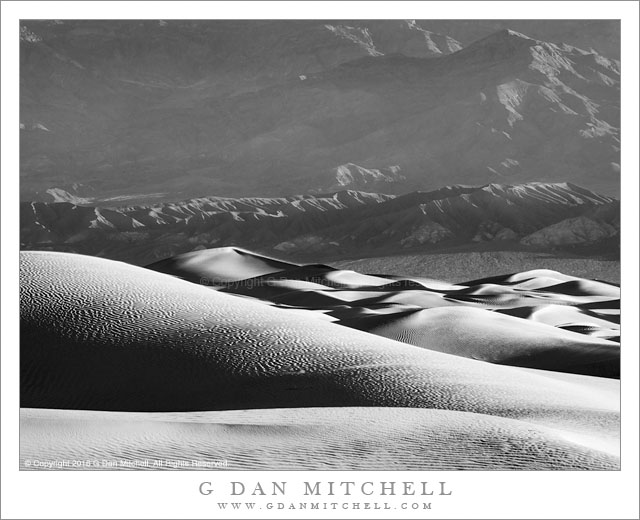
xmin=2 ymin=2 xmax=638 ymax=519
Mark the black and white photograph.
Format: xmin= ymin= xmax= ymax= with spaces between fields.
xmin=2 ymin=1 xmax=639 ymax=519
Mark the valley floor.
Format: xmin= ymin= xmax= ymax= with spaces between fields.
xmin=332 ymin=250 xmax=620 ymax=284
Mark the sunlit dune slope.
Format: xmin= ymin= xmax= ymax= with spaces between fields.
xmin=21 ymin=252 xmax=618 ymax=438
xmin=146 ymin=247 xmax=299 ymax=284
xmin=20 ymin=407 xmax=619 ymax=471
xmin=343 ymin=307 xmax=619 ymax=377
xmin=147 ymin=248 xmax=620 ymax=377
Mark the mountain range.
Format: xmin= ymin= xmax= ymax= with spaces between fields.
xmin=20 ymin=20 xmax=620 ymax=202
xmin=16 ymin=19 xmax=626 ymax=479
xmin=21 ymin=182 xmax=619 ymax=265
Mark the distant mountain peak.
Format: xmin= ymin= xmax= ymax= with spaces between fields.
xmin=504 ymin=29 xmax=536 ymax=40
xmin=462 ymin=27 xmax=617 ymax=76
xmin=20 ymin=181 xmax=618 ymax=264
xmin=476 ymin=182 xmax=615 ymax=206
xmin=324 ymin=24 xmax=384 ymax=57
xmin=444 ymin=28 xmax=542 ymax=69
xmin=19 ymin=21 xmax=620 ymax=200
xmin=332 ymin=163 xmax=405 ymax=189
xmin=469 ymin=28 xmax=538 ymax=49
xmin=20 ymin=25 xmax=41 ymax=43
xmin=323 ymin=21 xmax=464 ymax=59
xmin=406 ymin=20 xmax=463 ymax=54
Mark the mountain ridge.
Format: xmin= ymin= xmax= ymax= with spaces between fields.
xmin=21 ymin=182 xmax=619 ymax=266
xmin=20 ymin=21 xmax=620 ymax=201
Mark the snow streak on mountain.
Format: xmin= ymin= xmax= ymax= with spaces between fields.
xmin=21 ymin=182 xmax=619 ymax=265
xmin=20 ymin=20 xmax=620 ymax=202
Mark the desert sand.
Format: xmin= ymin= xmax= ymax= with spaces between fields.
xmin=20 ymin=249 xmax=620 ymax=470
xmin=154 ymin=248 xmax=621 ymax=377
xmin=21 ymin=407 xmax=618 ymax=470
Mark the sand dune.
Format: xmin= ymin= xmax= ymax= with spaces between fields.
xmin=381 ymin=275 xmax=466 ymax=291
xmin=465 ymin=269 xmax=583 ymax=286
xmin=345 ymin=307 xmax=619 ymax=377
xmin=21 ymin=407 xmax=619 ymax=471
xmin=146 ymin=247 xmax=299 ymax=284
xmin=20 ymin=250 xmax=620 ymax=470
xmin=148 ymin=249 xmax=621 ymax=377
xmin=474 ymin=269 xmax=620 ymax=297
xmin=538 ymin=279 xmax=620 ymax=298
xmin=498 ymin=303 xmax=617 ymax=324
xmin=21 ymin=251 xmax=618 ymax=412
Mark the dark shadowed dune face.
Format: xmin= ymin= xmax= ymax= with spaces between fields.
xmin=21 ymin=250 xmax=618 ymax=412
xmin=149 ymin=248 xmax=620 ymax=378
xmin=19 ymin=250 xmax=620 ymax=470
xmin=146 ymin=246 xmax=299 ymax=285
xmin=17 ymin=19 xmax=622 ymax=475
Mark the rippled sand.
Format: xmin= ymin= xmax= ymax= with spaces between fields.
xmin=155 ymin=249 xmax=621 ymax=377
xmin=20 ymin=407 xmax=619 ymax=471
xmin=20 ymin=250 xmax=620 ymax=470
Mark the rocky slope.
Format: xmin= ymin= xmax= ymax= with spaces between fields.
xmin=20 ymin=21 xmax=620 ymax=201
xmin=20 ymin=182 xmax=619 ymax=265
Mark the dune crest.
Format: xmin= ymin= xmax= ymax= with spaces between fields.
xmin=149 ymin=247 xmax=620 ymax=377
xmin=146 ymin=247 xmax=299 ymax=284
xmin=20 ymin=250 xmax=620 ymax=470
